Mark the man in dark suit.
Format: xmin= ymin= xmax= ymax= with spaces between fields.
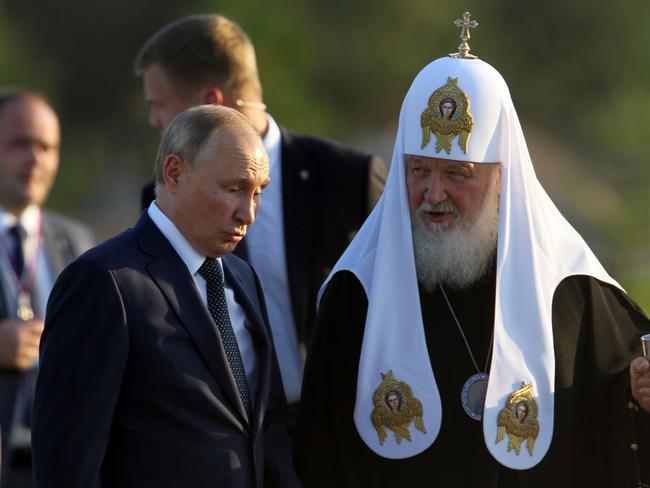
xmin=0 ymin=89 xmax=94 ymax=486
xmin=134 ymin=14 xmax=386 ymax=407
xmin=32 ymin=106 xmax=299 ymax=487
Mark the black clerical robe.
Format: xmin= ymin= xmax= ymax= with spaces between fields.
xmin=295 ymin=270 xmax=650 ymax=487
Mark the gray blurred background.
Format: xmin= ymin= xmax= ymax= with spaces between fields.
xmin=1 ymin=0 xmax=647 ymax=308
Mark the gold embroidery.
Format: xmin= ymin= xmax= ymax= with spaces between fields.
xmin=420 ymin=77 xmax=473 ymax=154
xmin=370 ymin=370 xmax=426 ymax=445
xmin=495 ymin=382 xmax=540 ymax=456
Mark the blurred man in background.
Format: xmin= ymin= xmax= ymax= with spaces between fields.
xmin=0 ymin=89 xmax=93 ymax=487
xmin=134 ymin=14 xmax=386 ymax=411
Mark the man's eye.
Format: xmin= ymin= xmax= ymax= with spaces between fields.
xmin=448 ymin=169 xmax=470 ymax=179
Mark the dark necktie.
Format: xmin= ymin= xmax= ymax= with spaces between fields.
xmin=198 ymin=258 xmax=252 ymax=418
xmin=8 ymin=224 xmax=25 ymax=277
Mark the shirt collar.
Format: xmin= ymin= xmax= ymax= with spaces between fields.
xmin=0 ymin=205 xmax=42 ymax=236
xmin=263 ymin=113 xmax=282 ymax=171
xmin=147 ymin=201 xmax=221 ymax=276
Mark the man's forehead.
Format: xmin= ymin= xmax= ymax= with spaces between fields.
xmin=252 ymin=144 xmax=268 ymax=164
xmin=405 ymin=154 xmax=477 ymax=167
xmin=0 ymin=99 xmax=60 ymax=137
xmin=405 ymin=153 xmax=502 ymax=171
xmin=207 ymin=128 xmax=268 ymax=169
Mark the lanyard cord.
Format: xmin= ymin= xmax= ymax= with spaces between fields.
xmin=0 ymin=215 xmax=43 ymax=295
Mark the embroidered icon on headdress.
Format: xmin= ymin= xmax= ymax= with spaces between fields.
xmin=370 ymin=370 xmax=426 ymax=445
xmin=495 ymin=382 xmax=540 ymax=456
xmin=420 ymin=77 xmax=473 ymax=154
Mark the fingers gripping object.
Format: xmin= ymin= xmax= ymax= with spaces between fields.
xmin=642 ymin=334 xmax=650 ymax=359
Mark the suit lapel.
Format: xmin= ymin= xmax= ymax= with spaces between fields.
xmin=222 ymin=255 xmax=270 ymax=434
xmin=135 ymin=214 xmax=249 ymax=424
xmin=222 ymin=257 xmax=268 ymax=346
xmin=41 ymin=213 xmax=76 ymax=276
xmin=280 ymin=128 xmax=316 ymax=339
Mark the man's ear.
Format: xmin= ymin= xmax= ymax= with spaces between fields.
xmin=204 ymin=87 xmax=224 ymax=106
xmin=162 ymin=154 xmax=186 ymax=194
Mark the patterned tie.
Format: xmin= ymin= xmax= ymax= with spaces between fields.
xmin=198 ymin=258 xmax=252 ymax=418
xmin=8 ymin=224 xmax=25 ymax=277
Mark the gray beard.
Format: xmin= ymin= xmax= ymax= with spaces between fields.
xmin=411 ymin=190 xmax=499 ymax=292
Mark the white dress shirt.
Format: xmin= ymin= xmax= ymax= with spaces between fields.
xmin=245 ymin=114 xmax=303 ymax=404
xmin=148 ymin=202 xmax=259 ymax=401
xmin=0 ymin=205 xmax=54 ymax=319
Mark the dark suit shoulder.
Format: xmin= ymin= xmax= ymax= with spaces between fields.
xmin=280 ymin=126 xmax=382 ymax=170
xmin=75 ymin=227 xmax=141 ymax=270
xmin=280 ymin=126 xmax=386 ymax=216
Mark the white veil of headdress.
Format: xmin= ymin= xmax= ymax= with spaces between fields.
xmin=318 ymin=56 xmax=621 ymax=468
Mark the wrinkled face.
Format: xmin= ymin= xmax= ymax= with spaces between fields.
xmin=169 ymin=128 xmax=269 ymax=257
xmin=406 ymin=155 xmax=500 ymax=232
xmin=143 ymin=63 xmax=204 ymax=134
xmin=0 ymin=98 xmax=60 ymax=215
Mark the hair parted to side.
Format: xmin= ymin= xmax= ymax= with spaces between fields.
xmin=153 ymin=105 xmax=256 ymax=192
xmin=0 ymin=88 xmax=54 ymax=116
xmin=134 ymin=14 xmax=262 ymax=102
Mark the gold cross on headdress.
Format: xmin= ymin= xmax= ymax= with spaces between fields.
xmin=449 ymin=12 xmax=479 ymax=59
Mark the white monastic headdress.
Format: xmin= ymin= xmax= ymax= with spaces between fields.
xmin=319 ymin=14 xmax=621 ymax=469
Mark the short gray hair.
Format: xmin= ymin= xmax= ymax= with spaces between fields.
xmin=153 ymin=105 xmax=255 ymax=192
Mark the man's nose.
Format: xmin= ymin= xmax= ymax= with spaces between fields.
xmin=235 ymin=195 xmax=256 ymax=226
xmin=423 ymin=172 xmax=448 ymax=205
xmin=22 ymin=145 xmax=41 ymax=169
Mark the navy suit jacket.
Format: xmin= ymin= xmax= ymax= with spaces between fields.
xmin=32 ymin=213 xmax=297 ymax=487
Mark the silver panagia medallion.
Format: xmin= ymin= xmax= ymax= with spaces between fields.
xmin=461 ymin=372 xmax=488 ymax=421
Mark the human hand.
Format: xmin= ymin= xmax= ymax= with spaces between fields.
xmin=630 ymin=357 xmax=650 ymax=414
xmin=0 ymin=319 xmax=44 ymax=370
